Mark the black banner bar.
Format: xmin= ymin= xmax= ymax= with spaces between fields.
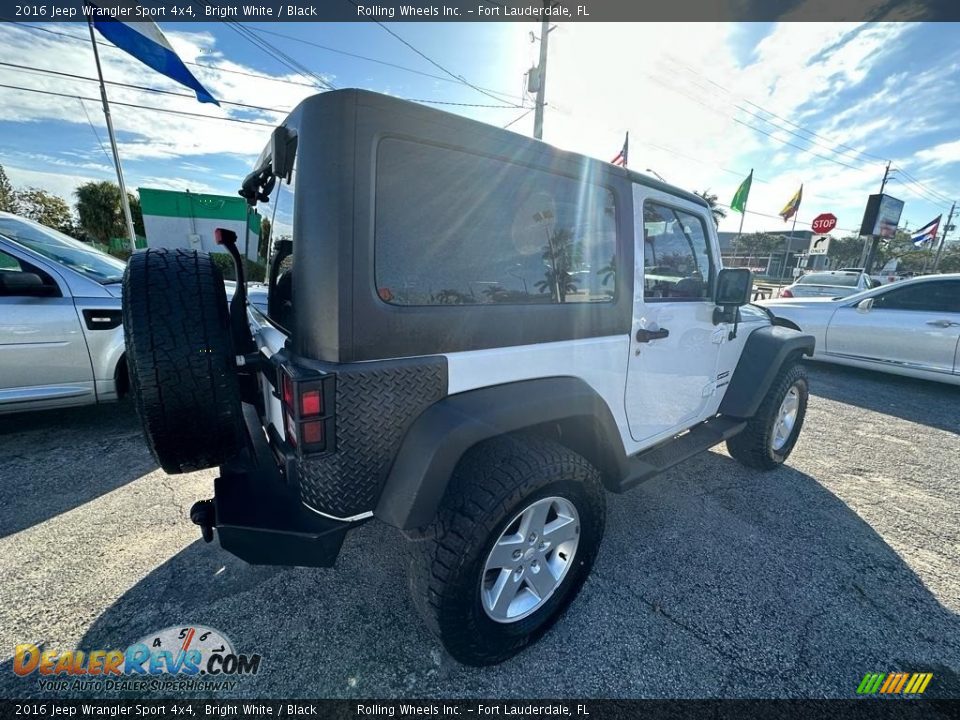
xmin=1 ymin=700 xmax=959 ymax=720
xmin=0 ymin=0 xmax=958 ymax=22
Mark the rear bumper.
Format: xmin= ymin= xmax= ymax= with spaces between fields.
xmin=196 ymin=404 xmax=353 ymax=567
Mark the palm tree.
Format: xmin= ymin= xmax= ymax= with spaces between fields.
xmin=598 ymin=255 xmax=616 ymax=287
xmin=535 ymin=228 xmax=580 ymax=302
xmin=695 ymin=190 xmax=726 ymax=228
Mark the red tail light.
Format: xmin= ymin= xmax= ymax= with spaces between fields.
xmin=781 ymin=288 xmax=793 ymax=298
xmin=278 ymin=368 xmax=333 ymax=454
xmin=302 ymin=420 xmax=324 ymax=445
xmin=301 ymin=389 xmax=322 ymax=417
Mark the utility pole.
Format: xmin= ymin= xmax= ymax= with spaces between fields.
xmin=932 ymin=201 xmax=956 ymax=273
xmin=861 ymin=161 xmax=892 ymax=272
xmin=532 ymin=2 xmax=551 ymax=140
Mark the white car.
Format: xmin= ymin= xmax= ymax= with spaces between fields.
xmin=760 ymin=274 xmax=960 ymax=385
xmin=0 ymin=211 xmax=264 ymax=415
xmin=779 ymin=270 xmax=878 ymax=298
xmin=0 ymin=212 xmax=129 ymax=414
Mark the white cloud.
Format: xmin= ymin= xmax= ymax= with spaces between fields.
xmin=913 ymin=139 xmax=960 ymax=168
xmin=544 ymin=22 xmax=950 ymax=236
xmin=0 ymin=24 xmax=321 ymax=167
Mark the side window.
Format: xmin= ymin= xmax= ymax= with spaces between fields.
xmin=873 ymin=281 xmax=960 ymax=313
xmin=374 ymin=139 xmax=617 ymax=306
xmin=642 ymin=202 xmax=713 ymax=300
xmin=0 ymin=250 xmax=60 ymax=297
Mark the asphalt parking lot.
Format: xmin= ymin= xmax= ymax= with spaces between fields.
xmin=1 ymin=362 xmax=958 ymax=700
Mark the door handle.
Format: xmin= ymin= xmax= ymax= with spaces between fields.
xmin=926 ymin=319 xmax=960 ymax=328
xmin=636 ymin=327 xmax=670 ymax=343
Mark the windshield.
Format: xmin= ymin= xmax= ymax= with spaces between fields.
xmin=797 ymin=272 xmax=859 ymax=287
xmin=0 ymin=215 xmax=126 ymax=284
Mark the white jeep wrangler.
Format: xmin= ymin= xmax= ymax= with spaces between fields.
xmin=122 ymin=90 xmax=814 ymax=666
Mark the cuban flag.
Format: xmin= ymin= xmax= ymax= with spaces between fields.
xmin=89 ymin=3 xmax=218 ymax=105
xmin=911 ymin=215 xmax=941 ymax=247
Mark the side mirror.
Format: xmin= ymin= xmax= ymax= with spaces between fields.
xmin=856 ymin=297 xmax=874 ymax=313
xmin=270 ymin=126 xmax=298 ymax=183
xmin=715 ymin=268 xmax=752 ymax=307
xmin=0 ymin=271 xmax=58 ymax=297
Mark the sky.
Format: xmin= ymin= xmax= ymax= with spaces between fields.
xmin=0 ymin=20 xmax=957 ymax=242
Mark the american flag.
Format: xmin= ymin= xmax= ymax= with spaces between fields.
xmin=611 ymin=132 xmax=629 ymax=167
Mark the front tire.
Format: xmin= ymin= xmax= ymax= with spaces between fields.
xmin=409 ymin=436 xmax=605 ymax=666
xmin=726 ymin=361 xmax=808 ymax=470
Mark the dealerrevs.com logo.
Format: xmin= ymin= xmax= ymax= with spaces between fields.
xmin=13 ymin=625 xmax=261 ymax=692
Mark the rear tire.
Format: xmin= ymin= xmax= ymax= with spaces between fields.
xmin=409 ymin=436 xmax=605 ymax=666
xmin=726 ymin=362 xmax=808 ymax=470
xmin=122 ymin=248 xmax=244 ymax=474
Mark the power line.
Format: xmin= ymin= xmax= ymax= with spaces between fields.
xmin=255 ymin=26 xmax=527 ymax=102
xmin=0 ymin=60 xmax=293 ymax=114
xmin=503 ymin=108 xmax=534 ymax=129
xmin=0 ymin=82 xmax=276 ymax=127
xmin=4 ymin=23 xmax=519 ymax=111
xmin=368 ymin=19 xmax=524 ymax=108
xmin=891 ymin=167 xmax=955 ymax=205
xmin=76 ymin=96 xmax=112 ymax=162
xmin=664 ymin=54 xmax=894 ymax=167
xmin=219 ymin=18 xmax=337 ymax=91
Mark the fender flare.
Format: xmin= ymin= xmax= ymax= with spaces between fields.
xmin=718 ymin=324 xmax=815 ymax=419
xmin=374 ymin=377 xmax=627 ymax=531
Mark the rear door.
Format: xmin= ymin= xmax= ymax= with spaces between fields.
xmin=624 ymin=188 xmax=722 ymax=444
xmin=826 ymin=279 xmax=960 ymax=377
xmin=0 ymin=245 xmax=95 ymax=411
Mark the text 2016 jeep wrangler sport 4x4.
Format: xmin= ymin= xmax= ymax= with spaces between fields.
xmin=123 ymin=90 xmax=814 ymax=666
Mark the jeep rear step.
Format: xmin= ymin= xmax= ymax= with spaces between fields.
xmin=189 ymin=406 xmax=352 ymax=568
xmin=615 ymin=416 xmax=746 ymax=492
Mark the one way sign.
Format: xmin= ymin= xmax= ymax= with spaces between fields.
xmin=809 ymin=235 xmax=831 ymax=255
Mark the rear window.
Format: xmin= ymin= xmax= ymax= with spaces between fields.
xmin=797 ymin=272 xmax=859 ymax=287
xmin=374 ymin=139 xmax=617 ymax=306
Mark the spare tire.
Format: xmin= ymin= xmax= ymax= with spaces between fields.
xmin=122 ymin=248 xmax=244 ymax=474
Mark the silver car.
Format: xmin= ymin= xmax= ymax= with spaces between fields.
xmin=0 ymin=212 xmax=128 ymax=414
xmin=779 ymin=270 xmax=877 ymax=298
xmin=760 ymin=274 xmax=960 ymax=385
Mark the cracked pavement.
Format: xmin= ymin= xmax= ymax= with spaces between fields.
xmin=1 ymin=362 xmax=958 ymax=699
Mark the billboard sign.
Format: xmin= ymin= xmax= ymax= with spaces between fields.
xmin=859 ymin=194 xmax=904 ymax=238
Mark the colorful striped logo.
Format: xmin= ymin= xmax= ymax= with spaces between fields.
xmin=857 ymin=672 xmax=933 ymax=695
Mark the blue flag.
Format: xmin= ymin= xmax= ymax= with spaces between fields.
xmin=90 ymin=6 xmax=218 ymax=105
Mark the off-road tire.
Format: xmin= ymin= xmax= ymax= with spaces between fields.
xmin=122 ymin=248 xmax=243 ymax=474
xmin=409 ymin=436 xmax=605 ymax=666
xmin=726 ymin=361 xmax=808 ymax=470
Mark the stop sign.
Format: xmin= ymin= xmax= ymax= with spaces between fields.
xmin=812 ymin=213 xmax=837 ymax=233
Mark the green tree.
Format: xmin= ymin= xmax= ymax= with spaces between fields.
xmin=938 ymin=244 xmax=960 ymax=273
xmin=75 ymin=181 xmax=143 ymax=245
xmin=695 ymin=189 xmax=727 ymax=228
xmin=825 ymin=235 xmax=865 ymax=268
xmin=16 ymin=188 xmax=75 ymax=235
xmin=0 ymin=164 xmax=16 ymax=213
xmin=259 ymin=216 xmax=271 ymax=261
